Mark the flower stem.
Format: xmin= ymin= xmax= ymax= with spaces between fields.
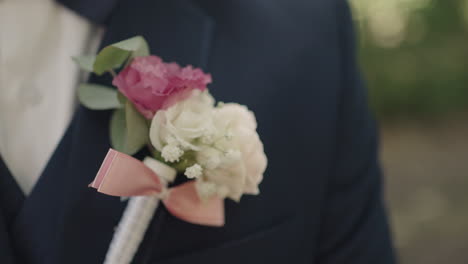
xmin=109 ymin=69 xmax=117 ymax=77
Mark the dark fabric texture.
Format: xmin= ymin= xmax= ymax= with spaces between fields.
xmin=0 ymin=155 xmax=25 ymax=264
xmin=0 ymin=0 xmax=396 ymax=263
xmin=57 ymin=0 xmax=119 ymax=25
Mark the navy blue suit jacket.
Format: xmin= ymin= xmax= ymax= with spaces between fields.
xmin=0 ymin=0 xmax=396 ymax=263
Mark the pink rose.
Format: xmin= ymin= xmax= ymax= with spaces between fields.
xmin=112 ymin=56 xmax=212 ymax=119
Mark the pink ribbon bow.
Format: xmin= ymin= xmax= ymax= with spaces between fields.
xmin=89 ymin=149 xmax=225 ymax=227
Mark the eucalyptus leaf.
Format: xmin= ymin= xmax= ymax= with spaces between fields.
xmin=117 ymin=91 xmax=127 ymax=105
xmin=109 ymin=102 xmax=149 ymax=155
xmin=93 ymin=36 xmax=150 ymax=75
xmin=110 ymin=109 xmax=127 ymax=153
xmin=124 ymin=100 xmax=149 ymax=155
xmin=113 ymin=36 xmax=150 ymax=57
xmin=78 ymin=84 xmax=121 ymax=110
xmin=72 ymin=55 xmax=96 ymax=72
xmin=93 ymin=47 xmax=130 ymax=75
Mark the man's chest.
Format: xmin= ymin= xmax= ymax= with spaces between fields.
xmin=0 ymin=0 xmax=96 ymax=194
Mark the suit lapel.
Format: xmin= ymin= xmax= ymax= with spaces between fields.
xmin=0 ymin=156 xmax=25 ymax=227
xmin=0 ymin=156 xmax=24 ymax=264
xmin=11 ymin=1 xmax=214 ymax=263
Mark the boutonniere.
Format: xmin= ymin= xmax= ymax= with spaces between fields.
xmin=73 ymin=36 xmax=267 ymax=263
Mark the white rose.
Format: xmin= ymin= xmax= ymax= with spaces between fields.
xmin=198 ymin=103 xmax=267 ymax=201
xmin=197 ymin=147 xmax=223 ymax=169
xmin=150 ymin=90 xmax=215 ymax=153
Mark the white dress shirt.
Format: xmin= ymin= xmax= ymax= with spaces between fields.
xmin=0 ymin=0 xmax=102 ymax=195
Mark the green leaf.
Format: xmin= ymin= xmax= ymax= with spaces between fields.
xmin=117 ymin=91 xmax=127 ymax=105
xmin=110 ymin=109 xmax=127 ymax=153
xmin=93 ymin=36 xmax=150 ymax=75
xmin=113 ymin=36 xmax=150 ymax=57
xmin=78 ymin=84 xmax=121 ymax=110
xmin=124 ymin=100 xmax=149 ymax=155
xmin=172 ymin=151 xmax=197 ymax=173
xmin=72 ymin=55 xmax=96 ymax=72
xmin=108 ymin=101 xmax=149 ymax=155
xmin=93 ymin=47 xmax=130 ymax=75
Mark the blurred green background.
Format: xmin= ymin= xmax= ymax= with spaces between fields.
xmin=352 ymin=0 xmax=468 ymax=120
xmin=351 ymin=0 xmax=468 ymax=263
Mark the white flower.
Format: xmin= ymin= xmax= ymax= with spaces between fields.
xmin=184 ymin=163 xmax=203 ymax=179
xmin=150 ymin=90 xmax=215 ymax=152
xmin=224 ymin=149 xmax=241 ymax=164
xmin=161 ymin=144 xmax=184 ymax=163
xmin=196 ymin=147 xmax=222 ymax=169
xmin=195 ymin=180 xmax=218 ymax=199
xmin=197 ymin=103 xmax=267 ymax=201
xmin=216 ymin=185 xmax=230 ymax=197
xmin=150 ymin=89 xmax=267 ymax=202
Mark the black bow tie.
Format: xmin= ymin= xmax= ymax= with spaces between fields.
xmin=57 ymin=0 xmax=119 ymax=25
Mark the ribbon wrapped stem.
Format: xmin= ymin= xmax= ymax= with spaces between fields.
xmin=103 ymin=196 xmax=160 ymax=264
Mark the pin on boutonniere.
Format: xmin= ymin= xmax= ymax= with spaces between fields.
xmin=73 ymin=36 xmax=267 ymax=264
